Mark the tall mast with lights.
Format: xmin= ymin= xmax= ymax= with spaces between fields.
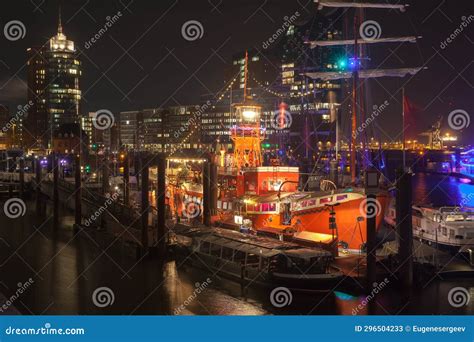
xmin=231 ymin=51 xmax=264 ymax=171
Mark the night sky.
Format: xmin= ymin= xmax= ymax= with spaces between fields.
xmin=1 ymin=0 xmax=473 ymax=143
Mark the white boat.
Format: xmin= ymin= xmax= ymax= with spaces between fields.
xmin=412 ymin=206 xmax=474 ymax=255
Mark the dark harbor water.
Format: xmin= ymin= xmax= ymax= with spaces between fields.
xmin=0 ymin=172 xmax=472 ymax=315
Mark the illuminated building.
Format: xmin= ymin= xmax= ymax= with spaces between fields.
xmin=25 ymin=11 xmax=81 ymax=149
xmin=119 ymin=106 xmax=202 ymax=153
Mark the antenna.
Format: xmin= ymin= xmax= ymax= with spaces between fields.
xmin=58 ymin=3 xmax=63 ymax=34
xmin=243 ymin=51 xmax=249 ymax=101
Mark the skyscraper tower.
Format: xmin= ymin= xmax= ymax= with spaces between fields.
xmin=25 ymin=9 xmax=82 ymax=150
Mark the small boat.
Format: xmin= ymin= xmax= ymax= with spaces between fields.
xmin=173 ymin=226 xmax=343 ymax=291
xmin=412 ymin=206 xmax=474 ymax=256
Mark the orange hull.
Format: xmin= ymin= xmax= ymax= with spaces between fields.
xmin=252 ymin=193 xmax=389 ymax=250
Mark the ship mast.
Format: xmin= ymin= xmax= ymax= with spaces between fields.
xmin=306 ymin=1 xmax=423 ymax=184
xmin=351 ymin=14 xmax=359 ymax=184
xmin=243 ymin=51 xmax=249 ymax=101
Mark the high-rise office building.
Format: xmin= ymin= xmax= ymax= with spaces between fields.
xmin=25 ymin=12 xmax=82 ymax=149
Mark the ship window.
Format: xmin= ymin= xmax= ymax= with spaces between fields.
xmin=246 ymin=253 xmax=259 ymax=266
xmin=222 ymin=247 xmax=233 ymax=260
xmin=449 ymin=230 xmax=455 ymax=239
xmin=200 ymin=241 xmax=210 ymax=254
xmin=446 ymin=214 xmax=465 ymax=222
xmin=217 ymin=200 xmax=222 ymax=209
xmin=442 ymin=227 xmax=447 ymax=236
xmin=210 ymin=244 xmax=222 ymax=257
xmin=234 ymin=250 xmax=246 ymax=263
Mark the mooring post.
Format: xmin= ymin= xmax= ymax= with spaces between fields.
xmin=366 ymin=193 xmax=377 ymax=290
xmin=202 ymin=160 xmax=211 ymax=227
xmin=53 ymin=153 xmax=59 ymax=229
xmin=134 ymin=152 xmax=140 ymax=189
xmin=210 ymin=160 xmax=218 ymax=216
xmin=74 ymin=154 xmax=82 ymax=229
xmin=19 ymin=158 xmax=25 ymax=198
xmin=123 ymin=153 xmax=130 ymax=206
xmin=397 ymin=170 xmax=413 ymax=289
xmin=102 ymin=151 xmax=109 ymax=195
xmin=364 ymin=169 xmax=380 ymax=291
xmin=156 ymin=154 xmax=166 ymax=256
xmin=35 ymin=158 xmax=41 ymax=214
xmin=141 ymin=153 xmax=149 ymax=255
xmin=329 ymin=159 xmax=339 ymax=188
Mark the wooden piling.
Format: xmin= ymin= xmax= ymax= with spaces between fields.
xmin=329 ymin=159 xmax=339 ymax=188
xmin=141 ymin=153 xmax=149 ymax=254
xmin=366 ymin=193 xmax=377 ymax=290
xmin=19 ymin=158 xmax=25 ymax=198
xmin=123 ymin=153 xmax=130 ymax=206
xmin=35 ymin=159 xmax=41 ymax=214
xmin=102 ymin=151 xmax=109 ymax=195
xmin=156 ymin=154 xmax=166 ymax=256
xmin=74 ymin=154 xmax=82 ymax=228
xmin=397 ymin=170 xmax=413 ymax=289
xmin=202 ymin=161 xmax=211 ymax=227
xmin=53 ymin=153 xmax=59 ymax=229
xmin=210 ymin=161 xmax=218 ymax=215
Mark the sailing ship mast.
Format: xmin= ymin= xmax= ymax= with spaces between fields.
xmin=306 ymin=0 xmax=423 ymax=184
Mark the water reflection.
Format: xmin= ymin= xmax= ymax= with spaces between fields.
xmin=0 ymin=191 xmax=473 ymax=315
